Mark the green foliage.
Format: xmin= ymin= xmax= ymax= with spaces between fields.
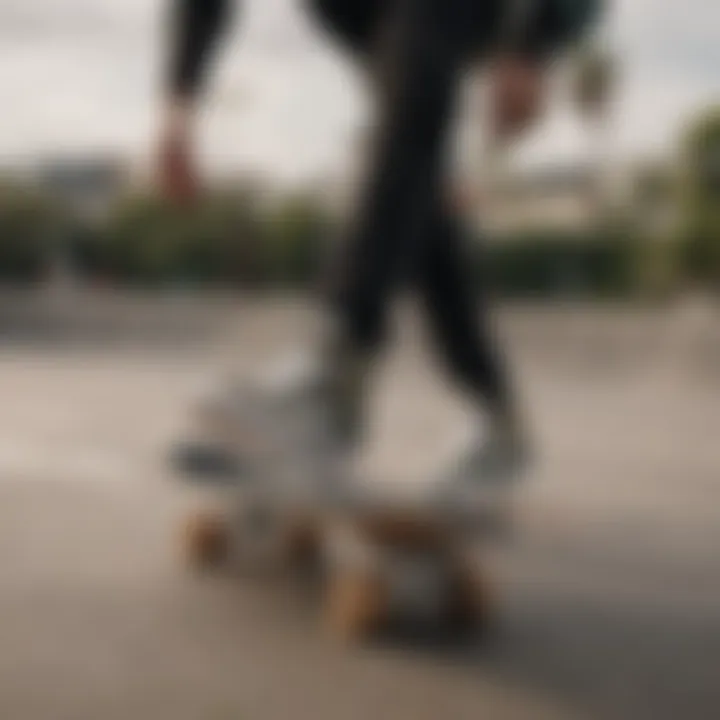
xmin=0 ymin=183 xmax=66 ymax=282
xmin=631 ymin=233 xmax=683 ymax=302
xmin=0 ymin=171 xmax=708 ymax=299
xmin=98 ymin=190 xmax=266 ymax=286
xmin=677 ymin=106 xmax=720 ymax=288
xmin=678 ymin=214 xmax=720 ymax=287
xmin=0 ymin=181 xmax=664 ymax=299
xmin=481 ymin=229 xmax=637 ymax=299
xmin=682 ymin=106 xmax=720 ymax=193
xmin=260 ymin=193 xmax=333 ymax=287
xmin=66 ymin=188 xmax=334 ymax=289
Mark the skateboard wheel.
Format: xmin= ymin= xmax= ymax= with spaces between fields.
xmin=325 ymin=570 xmax=388 ymax=641
xmin=444 ymin=560 xmax=493 ymax=636
xmin=282 ymin=520 xmax=322 ymax=571
xmin=183 ymin=511 xmax=229 ymax=570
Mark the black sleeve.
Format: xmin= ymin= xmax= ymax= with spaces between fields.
xmin=167 ymin=0 xmax=234 ymax=100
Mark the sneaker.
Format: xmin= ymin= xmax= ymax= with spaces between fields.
xmin=435 ymin=411 xmax=531 ymax=523
xmin=190 ymin=337 xmax=372 ymax=500
xmin=446 ymin=425 xmax=530 ymax=487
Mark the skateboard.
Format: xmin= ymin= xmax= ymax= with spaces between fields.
xmin=171 ymin=384 xmax=500 ymax=642
xmin=173 ymin=438 xmax=498 ymax=642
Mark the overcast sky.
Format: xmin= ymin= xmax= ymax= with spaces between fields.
xmin=0 ymin=0 xmax=718 ymax=184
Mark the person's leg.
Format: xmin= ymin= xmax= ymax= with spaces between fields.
xmin=416 ymin=200 xmax=509 ymax=412
xmin=197 ymin=0 xmax=472 ymax=462
xmin=209 ymin=0 xmax=499 ymax=469
xmin=314 ymin=0 xmax=484 ymax=450
xmin=328 ymin=0 xmax=467 ymax=354
xmin=321 ymin=0 xmax=522 ymax=452
xmin=415 ymin=195 xmax=529 ymax=483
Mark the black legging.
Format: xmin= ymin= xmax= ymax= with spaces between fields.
xmin=327 ymin=0 xmax=510 ymax=409
xmin=167 ymin=0 xmax=514 ymax=410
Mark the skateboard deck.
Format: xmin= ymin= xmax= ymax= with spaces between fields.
xmin=172 ymin=389 xmax=503 ymax=642
xmin=181 ymin=496 xmax=494 ymax=642
xmin=174 ymin=449 xmax=500 ymax=642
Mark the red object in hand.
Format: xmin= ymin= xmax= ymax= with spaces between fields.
xmin=489 ymin=54 xmax=547 ymax=142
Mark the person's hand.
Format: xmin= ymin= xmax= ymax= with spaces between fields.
xmin=488 ymin=54 xmax=547 ymax=142
xmin=156 ymin=100 xmax=199 ymax=204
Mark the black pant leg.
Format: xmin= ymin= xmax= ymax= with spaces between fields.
xmin=331 ymin=0 xmax=466 ymax=350
xmin=416 ymin=201 xmax=510 ymax=410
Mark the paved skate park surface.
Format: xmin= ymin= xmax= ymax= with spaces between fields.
xmin=0 ymin=294 xmax=718 ymax=720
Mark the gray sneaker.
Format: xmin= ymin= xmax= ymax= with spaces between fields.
xmin=445 ymin=428 xmax=529 ymax=487
xmin=192 ymin=338 xmax=371 ymax=495
xmin=436 ymin=412 xmax=531 ymax=504
xmin=432 ymin=423 xmax=530 ymax=535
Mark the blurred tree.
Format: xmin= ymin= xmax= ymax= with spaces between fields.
xmin=261 ymin=193 xmax=333 ymax=287
xmin=101 ymin=187 xmax=265 ymax=286
xmin=678 ymin=106 xmax=720 ymax=290
xmin=634 ymin=163 xmax=676 ymax=218
xmin=0 ymin=182 xmax=67 ymax=283
xmin=629 ymin=163 xmax=683 ymax=300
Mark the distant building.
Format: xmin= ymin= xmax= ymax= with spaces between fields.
xmin=471 ymin=164 xmax=602 ymax=235
xmin=34 ymin=155 xmax=130 ymax=219
xmin=468 ymin=160 xmax=681 ymax=239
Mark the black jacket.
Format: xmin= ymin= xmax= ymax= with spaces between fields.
xmin=168 ymin=0 xmax=603 ymax=98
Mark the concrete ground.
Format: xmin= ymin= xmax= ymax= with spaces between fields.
xmin=0 ymin=297 xmax=718 ymax=720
